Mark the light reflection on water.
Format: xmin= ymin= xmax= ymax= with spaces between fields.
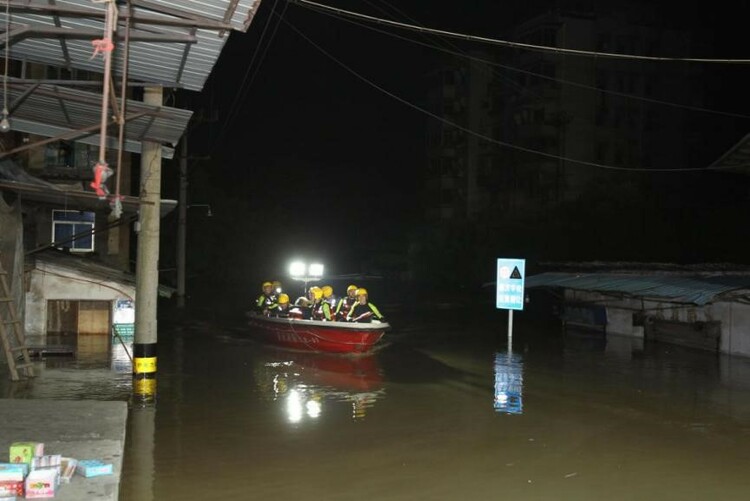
xmin=494 ymin=351 xmax=523 ymax=414
xmin=252 ymin=348 xmax=386 ymax=422
xmin=7 ymin=317 xmax=750 ymax=499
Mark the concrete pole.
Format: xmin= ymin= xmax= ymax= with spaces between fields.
xmin=134 ymin=85 xmax=163 ymax=403
xmin=176 ymin=138 xmax=187 ymax=309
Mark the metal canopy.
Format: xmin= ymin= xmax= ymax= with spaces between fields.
xmin=1 ymin=81 xmax=192 ymax=159
xmin=1 ymin=0 xmax=263 ymax=91
xmin=709 ymin=132 xmax=750 ymax=174
xmin=525 ymin=272 xmax=750 ymax=306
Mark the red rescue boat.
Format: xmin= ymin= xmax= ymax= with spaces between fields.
xmin=246 ymin=312 xmax=390 ymax=354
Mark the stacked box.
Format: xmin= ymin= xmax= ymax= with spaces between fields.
xmin=30 ymin=455 xmax=61 ymax=478
xmin=0 ymin=479 xmax=24 ymax=497
xmin=24 ymin=469 xmax=57 ymax=499
xmin=76 ymin=460 xmax=113 ymax=477
xmin=8 ymin=443 xmax=43 ymax=465
xmin=0 ymin=464 xmax=28 ymax=478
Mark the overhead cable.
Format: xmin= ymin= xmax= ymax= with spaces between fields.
xmin=317 ymin=6 xmax=750 ymax=120
xmin=288 ymin=0 xmax=750 ymax=64
xmin=280 ymin=15 xmax=717 ymax=173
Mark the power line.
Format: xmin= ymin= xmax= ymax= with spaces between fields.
xmin=289 ymin=0 xmax=750 ymax=64
xmin=316 ymin=6 xmax=750 ymax=120
xmin=279 ymin=15 xmax=717 ymax=173
xmin=213 ymin=0 xmax=289 ymax=152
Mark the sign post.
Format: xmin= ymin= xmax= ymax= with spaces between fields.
xmin=496 ymin=258 xmax=526 ymax=350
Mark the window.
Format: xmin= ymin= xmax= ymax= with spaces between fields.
xmin=52 ymin=210 xmax=95 ymax=252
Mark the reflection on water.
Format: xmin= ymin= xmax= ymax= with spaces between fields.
xmin=9 ymin=316 xmax=750 ymax=499
xmin=494 ymin=351 xmax=523 ymax=414
xmin=0 ymin=334 xmax=133 ymax=400
xmin=253 ymin=347 xmax=385 ymax=422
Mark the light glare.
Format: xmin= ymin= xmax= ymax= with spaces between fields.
xmin=309 ymin=263 xmax=324 ymax=277
xmin=289 ymin=261 xmax=306 ymax=277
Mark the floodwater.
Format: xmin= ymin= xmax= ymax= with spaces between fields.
xmin=5 ymin=310 xmax=750 ymax=500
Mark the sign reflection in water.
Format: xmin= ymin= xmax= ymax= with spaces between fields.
xmin=254 ymin=350 xmax=385 ymax=423
xmin=494 ymin=351 xmax=523 ymax=414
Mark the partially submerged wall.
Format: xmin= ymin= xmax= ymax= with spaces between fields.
xmin=563 ymin=289 xmax=750 ymax=358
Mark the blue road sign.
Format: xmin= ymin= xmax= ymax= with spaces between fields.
xmin=496 ymin=258 xmax=525 ymax=310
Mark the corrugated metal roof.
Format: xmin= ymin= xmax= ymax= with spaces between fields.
xmin=525 ymin=272 xmax=750 ymax=305
xmin=1 ymin=0 xmax=263 ymax=91
xmin=710 ymin=132 xmax=750 ymax=174
xmin=5 ymin=82 xmax=192 ymax=159
xmin=0 ymin=159 xmax=177 ymax=216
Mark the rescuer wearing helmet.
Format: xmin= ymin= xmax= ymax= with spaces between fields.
xmin=255 ymin=281 xmax=279 ymax=316
xmin=346 ymin=288 xmax=385 ymax=323
xmin=335 ymin=284 xmax=358 ymax=320
xmin=321 ymin=285 xmax=337 ymax=309
xmin=273 ymin=293 xmax=290 ymax=318
xmin=272 ymin=280 xmax=283 ymax=295
xmin=311 ymin=286 xmax=333 ymax=321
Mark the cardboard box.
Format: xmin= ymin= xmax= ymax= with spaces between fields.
xmin=24 ymin=469 xmax=57 ymax=499
xmin=0 ymin=463 xmax=28 ymax=478
xmin=0 ymin=467 xmax=23 ymax=482
xmin=8 ymin=443 xmax=43 ymax=465
xmin=59 ymin=458 xmax=77 ymax=484
xmin=30 ymin=455 xmax=61 ymax=476
xmin=76 ymin=459 xmax=113 ymax=477
xmin=0 ymin=480 xmax=24 ymax=497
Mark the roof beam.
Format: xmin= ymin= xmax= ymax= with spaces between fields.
xmin=0 ymin=110 xmax=152 ymax=159
xmin=1 ymin=0 xmax=235 ymax=30
xmin=0 ymin=25 xmax=197 ymax=49
xmin=129 ymin=0 xmax=229 ymax=35
xmin=47 ymin=0 xmax=72 ymax=69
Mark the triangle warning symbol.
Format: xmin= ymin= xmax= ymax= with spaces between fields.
xmin=510 ymin=266 xmax=522 ymax=279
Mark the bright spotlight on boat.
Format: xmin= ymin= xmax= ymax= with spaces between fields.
xmin=306 ymin=399 xmax=322 ymax=419
xmin=289 ymin=261 xmax=306 ymax=278
xmin=309 ymin=263 xmax=324 ymax=277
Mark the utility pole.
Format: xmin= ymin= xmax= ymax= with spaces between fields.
xmin=134 ymin=85 xmax=163 ymax=404
xmin=176 ymin=138 xmax=187 ymax=309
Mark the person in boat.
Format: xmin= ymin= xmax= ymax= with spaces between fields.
xmin=293 ymin=286 xmax=319 ymax=319
xmin=273 ymin=293 xmax=291 ymax=318
xmin=322 ymin=285 xmax=337 ymax=309
xmin=255 ymin=281 xmax=279 ymax=316
xmin=311 ymin=286 xmax=333 ymax=321
xmin=335 ymin=284 xmax=358 ymax=320
xmin=272 ymin=280 xmax=283 ymax=295
xmin=346 ymin=288 xmax=385 ymax=323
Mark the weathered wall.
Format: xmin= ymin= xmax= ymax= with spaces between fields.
xmin=563 ymin=289 xmax=750 ymax=358
xmin=25 ymin=261 xmax=135 ymax=338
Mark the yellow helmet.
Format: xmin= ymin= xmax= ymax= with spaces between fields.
xmin=262 ymin=281 xmax=272 ymax=288
xmin=347 ymin=284 xmax=358 ymax=293
xmin=322 ymin=285 xmax=333 ymax=298
xmin=311 ymin=287 xmax=323 ymax=300
xmin=272 ymin=280 xmax=282 ymax=290
xmin=278 ymin=293 xmax=290 ymax=304
xmin=356 ymin=288 xmax=368 ymax=297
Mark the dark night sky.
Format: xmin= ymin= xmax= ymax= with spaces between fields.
xmin=166 ymin=0 xmax=750 ymax=288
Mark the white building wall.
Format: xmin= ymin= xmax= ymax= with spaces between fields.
xmin=25 ymin=261 xmax=135 ymax=337
xmin=562 ymin=289 xmax=750 ymax=358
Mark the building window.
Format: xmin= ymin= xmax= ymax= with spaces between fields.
xmin=52 ymin=210 xmax=95 ymax=252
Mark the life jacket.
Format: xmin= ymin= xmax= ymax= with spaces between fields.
xmin=335 ymin=296 xmax=357 ymax=319
xmin=312 ymin=300 xmax=332 ymax=321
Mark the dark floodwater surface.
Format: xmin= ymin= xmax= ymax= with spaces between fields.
xmin=5 ymin=312 xmax=750 ymax=500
